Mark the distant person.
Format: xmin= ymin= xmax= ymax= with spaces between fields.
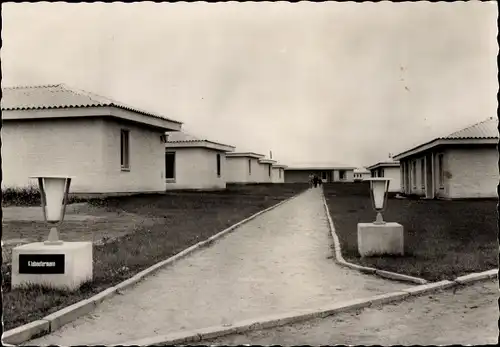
xmin=308 ymin=174 xmax=314 ymax=188
xmin=313 ymin=175 xmax=318 ymax=188
xmin=318 ymin=176 xmax=323 ymax=187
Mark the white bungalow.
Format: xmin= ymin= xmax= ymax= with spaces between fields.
xmin=257 ymin=158 xmax=278 ymax=183
xmin=1 ymin=83 xmax=182 ymax=195
xmin=271 ymin=164 xmax=287 ymax=183
xmin=284 ymin=164 xmax=356 ymax=183
xmin=393 ymin=117 xmax=498 ymax=199
xmin=366 ymin=161 xmax=401 ymax=192
xmin=225 ymin=152 xmax=265 ymax=184
xmin=164 ymin=132 xmax=235 ymax=190
xmin=353 ymin=168 xmax=371 ymax=182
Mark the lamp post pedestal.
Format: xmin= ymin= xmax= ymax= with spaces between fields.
xmin=11 ymin=242 xmax=93 ymax=291
xmin=357 ymin=222 xmax=404 ymax=257
xmin=10 ymin=176 xmax=93 ymax=292
xmin=360 ymin=177 xmax=404 ymax=257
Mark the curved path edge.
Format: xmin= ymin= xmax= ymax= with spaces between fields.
xmin=118 ymin=276 xmax=498 ymax=346
xmin=320 ymin=187 xmax=498 ymax=286
xmin=2 ymin=189 xmax=309 ymax=346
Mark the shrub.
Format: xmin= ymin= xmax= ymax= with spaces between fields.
xmin=1 ymin=186 xmax=86 ymax=207
xmin=1 ymin=186 xmax=41 ymax=206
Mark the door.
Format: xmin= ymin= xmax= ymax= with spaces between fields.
xmin=425 ymin=154 xmax=434 ymax=198
xmin=405 ymin=161 xmax=411 ymax=194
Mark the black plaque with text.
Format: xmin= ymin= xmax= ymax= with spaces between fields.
xmin=19 ymin=254 xmax=65 ymax=274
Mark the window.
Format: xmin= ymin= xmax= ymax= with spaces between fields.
xmin=268 ymin=165 xmax=271 ymax=177
xmin=165 ymin=152 xmax=176 ymax=180
xmin=339 ymin=170 xmax=346 ymax=180
xmin=438 ymin=154 xmax=444 ymax=188
xmin=216 ymin=154 xmax=221 ymax=177
xmin=248 ymin=159 xmax=252 ymax=175
xmin=420 ymin=159 xmax=425 ymax=188
xmin=120 ymin=129 xmax=130 ymax=170
xmin=412 ymin=161 xmax=417 ymax=187
xmin=379 ymin=169 xmax=384 ymax=178
xmin=279 ymin=168 xmax=282 ymax=179
xmin=322 ymin=171 xmax=327 ymax=180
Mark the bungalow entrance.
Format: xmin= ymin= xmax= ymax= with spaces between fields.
xmin=321 ymin=171 xmax=331 ymax=183
xmin=424 ymin=154 xmax=434 ymax=199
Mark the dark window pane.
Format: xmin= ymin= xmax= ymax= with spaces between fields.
xmin=165 ymin=152 xmax=175 ymax=179
xmin=121 ymin=130 xmax=130 ymax=168
xmin=217 ymin=154 xmax=221 ymax=177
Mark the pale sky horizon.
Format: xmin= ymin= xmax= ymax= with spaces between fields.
xmin=1 ymin=1 xmax=498 ymax=168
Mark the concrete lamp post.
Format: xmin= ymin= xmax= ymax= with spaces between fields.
xmin=11 ymin=176 xmax=93 ymax=291
xmin=357 ymin=177 xmax=404 ymax=257
xmin=367 ymin=178 xmax=391 ymax=225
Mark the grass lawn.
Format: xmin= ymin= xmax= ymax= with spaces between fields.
xmin=1 ymin=183 xmax=308 ymax=331
xmin=323 ymin=182 xmax=498 ymax=282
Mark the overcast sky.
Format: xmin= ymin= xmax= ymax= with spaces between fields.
xmin=1 ymin=1 xmax=497 ymax=167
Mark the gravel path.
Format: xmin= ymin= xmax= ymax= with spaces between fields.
xmin=27 ymin=188 xmax=410 ymax=346
xmin=208 ymin=279 xmax=499 ymax=346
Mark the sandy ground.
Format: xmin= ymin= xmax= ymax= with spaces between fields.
xmin=2 ymin=203 xmax=145 ymax=263
xmin=208 ymin=279 xmax=499 ymax=346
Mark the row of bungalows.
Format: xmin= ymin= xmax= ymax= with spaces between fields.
xmin=283 ymin=164 xmax=357 ymax=183
xmin=164 ymin=132 xmax=235 ymax=190
xmin=225 ymin=152 xmax=286 ymax=184
xmin=0 ymin=83 xmax=289 ymax=195
xmin=364 ymin=117 xmax=498 ymax=199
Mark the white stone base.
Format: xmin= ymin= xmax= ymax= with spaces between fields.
xmin=357 ymin=222 xmax=404 ymax=257
xmin=11 ymin=242 xmax=93 ymax=291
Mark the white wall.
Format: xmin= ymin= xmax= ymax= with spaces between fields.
xmin=446 ymin=147 xmax=498 ymax=198
xmin=226 ymin=157 xmax=261 ymax=183
xmin=256 ymin=163 xmax=273 ymax=183
xmin=2 ymin=118 xmax=106 ymax=192
xmin=371 ymin=166 xmax=401 ymax=192
xmin=1 ymin=117 xmax=166 ymax=194
xmin=343 ymin=169 xmax=355 ymax=182
xmin=271 ymin=167 xmax=285 ymax=183
xmin=332 ymin=169 xmax=354 ymax=182
xmin=165 ymin=147 xmax=227 ymax=190
xmin=284 ymin=170 xmax=310 ymax=183
xmin=101 ymin=119 xmax=166 ymax=193
xmin=354 ymin=172 xmax=371 ymax=181
xmin=383 ymin=167 xmax=402 ymax=192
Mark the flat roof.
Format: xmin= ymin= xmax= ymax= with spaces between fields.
xmin=366 ymin=161 xmax=400 ymax=170
xmin=165 ymin=132 xmax=235 ymax=152
xmin=285 ymin=166 xmax=357 ymax=170
xmin=259 ymin=159 xmax=277 ymax=164
xmin=226 ymin=152 xmax=265 ymax=159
